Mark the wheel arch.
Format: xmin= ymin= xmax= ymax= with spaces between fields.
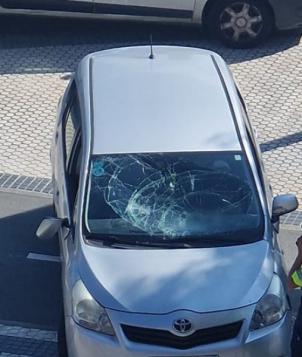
xmin=202 ymin=0 xmax=276 ymax=30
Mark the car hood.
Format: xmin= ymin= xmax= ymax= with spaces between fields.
xmin=79 ymin=240 xmax=273 ymax=314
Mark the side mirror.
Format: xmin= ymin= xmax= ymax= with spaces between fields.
xmin=36 ymin=217 xmax=67 ymax=240
xmin=272 ymin=194 xmax=299 ymax=223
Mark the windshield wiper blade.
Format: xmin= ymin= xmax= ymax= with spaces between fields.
xmin=136 ymin=241 xmax=193 ymax=248
xmin=174 ymin=236 xmax=245 ymax=247
xmin=87 ymin=234 xmax=193 ymax=248
xmin=87 ymin=233 xmax=247 ymax=248
xmin=88 ymin=234 xmax=139 ymax=246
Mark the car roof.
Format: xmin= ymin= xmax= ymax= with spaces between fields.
xmin=86 ymin=46 xmax=241 ymax=155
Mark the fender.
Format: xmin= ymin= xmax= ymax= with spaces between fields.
xmin=193 ymin=0 xmax=208 ymax=23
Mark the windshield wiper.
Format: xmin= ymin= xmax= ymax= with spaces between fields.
xmin=87 ymin=234 xmax=193 ymax=249
xmin=174 ymin=236 xmax=246 ymax=247
xmin=88 ymin=234 xmax=139 ymax=246
xmin=87 ymin=232 xmax=249 ymax=249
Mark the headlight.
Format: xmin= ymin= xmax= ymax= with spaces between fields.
xmin=72 ymin=280 xmax=115 ymax=336
xmin=250 ymin=274 xmax=289 ymax=331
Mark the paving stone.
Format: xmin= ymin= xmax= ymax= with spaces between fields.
xmin=0 ymin=324 xmax=57 ymax=356
xmin=0 ymin=23 xmax=301 ymax=202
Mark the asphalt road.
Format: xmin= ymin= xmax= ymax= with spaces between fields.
xmin=279 ymin=227 xmax=302 ymax=317
xmin=0 ymin=190 xmax=61 ymax=329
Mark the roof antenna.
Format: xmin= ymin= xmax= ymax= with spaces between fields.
xmin=149 ymin=34 xmax=154 ymax=60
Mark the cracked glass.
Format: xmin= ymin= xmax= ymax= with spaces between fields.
xmin=85 ymin=151 xmax=264 ymax=246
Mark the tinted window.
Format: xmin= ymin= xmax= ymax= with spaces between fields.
xmin=85 ymin=151 xmax=264 ymax=247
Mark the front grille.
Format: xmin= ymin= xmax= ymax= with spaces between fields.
xmin=122 ymin=321 xmax=242 ymax=350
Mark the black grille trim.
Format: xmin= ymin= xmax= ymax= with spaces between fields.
xmin=122 ymin=321 xmax=243 ymax=350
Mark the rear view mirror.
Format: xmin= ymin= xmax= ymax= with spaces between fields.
xmin=272 ymin=194 xmax=299 ymax=222
xmin=36 ymin=217 xmax=65 ymax=240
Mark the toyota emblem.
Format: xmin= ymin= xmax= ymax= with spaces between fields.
xmin=173 ymin=319 xmax=192 ymax=334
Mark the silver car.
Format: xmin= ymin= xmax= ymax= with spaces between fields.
xmin=2 ymin=0 xmax=302 ymax=47
xmin=37 ymin=46 xmax=298 ymax=357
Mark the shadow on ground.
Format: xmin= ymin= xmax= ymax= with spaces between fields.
xmin=0 ymin=190 xmax=61 ymax=329
xmin=261 ymin=131 xmax=302 ymax=153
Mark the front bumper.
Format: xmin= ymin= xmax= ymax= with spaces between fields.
xmin=66 ymin=311 xmax=292 ymax=357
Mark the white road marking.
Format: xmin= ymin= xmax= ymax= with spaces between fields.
xmin=27 ymin=253 xmax=61 ymax=263
xmin=0 ymin=324 xmax=57 ymax=342
xmin=0 ymin=352 xmax=29 ymax=357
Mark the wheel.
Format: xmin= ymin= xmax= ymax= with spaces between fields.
xmin=207 ymin=0 xmax=274 ymax=48
xmin=58 ymin=313 xmax=68 ymax=357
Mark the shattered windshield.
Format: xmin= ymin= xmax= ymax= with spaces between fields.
xmin=85 ymin=151 xmax=264 ymax=246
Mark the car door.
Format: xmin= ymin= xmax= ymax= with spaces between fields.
xmin=125 ymin=0 xmax=195 ymax=11
xmin=0 ymin=0 xmax=93 ymax=13
xmin=54 ymin=81 xmax=82 ymax=263
xmin=93 ymin=0 xmax=196 ymax=18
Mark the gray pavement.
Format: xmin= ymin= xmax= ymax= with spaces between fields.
xmin=1 ymin=13 xmax=302 ymax=356
xmin=280 ymin=227 xmax=301 ymax=273
xmin=0 ymin=190 xmax=61 ymax=356
xmin=0 ymin=190 xmax=61 ymax=327
xmin=279 ymin=227 xmax=302 ymax=317
xmin=0 ymin=15 xmax=302 ymax=202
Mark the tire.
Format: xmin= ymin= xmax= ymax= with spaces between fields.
xmin=58 ymin=314 xmax=68 ymax=357
xmin=207 ymin=0 xmax=274 ymax=48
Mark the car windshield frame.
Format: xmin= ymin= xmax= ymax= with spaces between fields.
xmin=83 ymin=151 xmax=264 ymax=248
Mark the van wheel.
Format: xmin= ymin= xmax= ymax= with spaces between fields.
xmin=58 ymin=314 xmax=68 ymax=357
xmin=207 ymin=0 xmax=274 ymax=48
